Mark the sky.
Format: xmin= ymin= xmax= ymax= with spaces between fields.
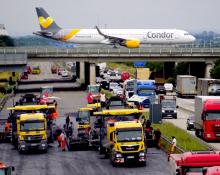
xmin=0 ymin=0 xmax=219 ymax=36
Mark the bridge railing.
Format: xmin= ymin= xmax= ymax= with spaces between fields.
xmin=0 ymin=47 xmax=220 ymax=56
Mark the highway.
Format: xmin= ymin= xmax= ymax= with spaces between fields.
xmin=0 ymin=62 xmax=172 ymax=175
xmin=165 ymin=97 xmax=220 ymax=150
xmin=0 ymin=91 xmax=172 ymax=175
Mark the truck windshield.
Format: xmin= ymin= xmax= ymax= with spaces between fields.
xmin=138 ymin=89 xmax=154 ymax=95
xmin=183 ymin=167 xmax=203 ymax=173
xmin=20 ymin=121 xmax=45 ymax=131
xmin=116 ymin=128 xmax=142 ymax=142
xmin=206 ymin=111 xmax=220 ymax=120
xmin=162 ymin=100 xmax=176 ymax=108
xmin=106 ymin=115 xmax=139 ymax=124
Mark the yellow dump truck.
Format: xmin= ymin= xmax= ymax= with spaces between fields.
xmin=13 ymin=113 xmax=47 ymax=153
xmin=136 ymin=68 xmax=150 ymax=80
xmin=93 ymin=109 xmax=146 ymax=166
xmin=8 ymin=105 xmax=57 ymax=145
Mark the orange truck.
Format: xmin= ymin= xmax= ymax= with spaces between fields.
xmin=0 ymin=162 xmax=14 ymax=175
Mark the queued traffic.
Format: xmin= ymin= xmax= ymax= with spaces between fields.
xmin=2 ymin=62 xmax=220 ymax=175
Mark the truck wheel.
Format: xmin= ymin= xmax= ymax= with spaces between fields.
xmin=140 ymin=161 xmax=146 ymax=167
xmin=174 ymin=116 xmax=177 ymax=119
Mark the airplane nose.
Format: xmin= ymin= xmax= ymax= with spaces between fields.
xmin=190 ymin=35 xmax=196 ymax=42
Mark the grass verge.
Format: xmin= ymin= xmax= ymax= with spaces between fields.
xmin=152 ymin=122 xmax=210 ymax=151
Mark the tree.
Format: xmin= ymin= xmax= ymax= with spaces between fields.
xmin=210 ymin=59 xmax=220 ymax=79
xmin=173 ymin=62 xmax=189 ymax=77
xmin=0 ymin=36 xmax=14 ymax=47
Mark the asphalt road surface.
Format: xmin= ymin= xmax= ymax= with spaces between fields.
xmin=0 ymin=91 xmax=172 ymax=175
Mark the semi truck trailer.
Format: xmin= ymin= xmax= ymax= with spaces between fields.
xmin=176 ymin=75 xmax=196 ymax=97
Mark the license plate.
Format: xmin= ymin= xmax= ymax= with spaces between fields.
xmin=216 ymin=134 xmax=220 ymax=136
xmin=31 ymin=143 xmax=37 ymax=146
xmin=127 ymin=156 xmax=134 ymax=159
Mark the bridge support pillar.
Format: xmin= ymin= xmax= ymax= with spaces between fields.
xmin=79 ymin=62 xmax=85 ymax=83
xmin=89 ymin=63 xmax=96 ymax=85
xmin=76 ymin=62 xmax=80 ymax=79
xmin=205 ymin=61 xmax=213 ymax=78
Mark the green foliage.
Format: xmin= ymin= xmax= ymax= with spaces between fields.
xmin=165 ymin=77 xmax=175 ymax=85
xmin=210 ymin=59 xmax=220 ymax=79
xmin=173 ymin=62 xmax=189 ymax=77
xmin=147 ymin=62 xmax=163 ymax=72
xmin=0 ymin=36 xmax=14 ymax=47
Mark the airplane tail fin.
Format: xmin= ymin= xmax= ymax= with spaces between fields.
xmin=36 ymin=7 xmax=61 ymax=33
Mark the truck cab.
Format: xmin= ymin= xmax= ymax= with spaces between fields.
xmin=16 ymin=113 xmax=47 ymax=153
xmin=8 ymin=105 xmax=57 ymax=146
xmin=0 ymin=162 xmax=14 ymax=175
xmin=169 ymin=151 xmax=220 ymax=175
xmin=136 ymin=80 xmax=156 ymax=107
xmin=108 ymin=121 xmax=146 ymax=166
xmin=94 ymin=109 xmax=146 ymax=166
xmin=194 ymin=96 xmax=220 ymax=141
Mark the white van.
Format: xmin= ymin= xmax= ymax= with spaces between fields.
xmin=164 ymin=83 xmax=173 ymax=92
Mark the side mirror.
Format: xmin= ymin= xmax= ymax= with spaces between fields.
xmin=11 ymin=166 xmax=15 ymax=171
xmin=176 ymin=105 xmax=179 ymax=108
xmin=76 ymin=117 xmax=80 ymax=122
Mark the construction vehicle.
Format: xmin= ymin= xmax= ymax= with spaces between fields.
xmin=169 ymin=151 xmax=220 ymax=175
xmin=12 ymin=113 xmax=48 ymax=153
xmin=197 ymin=78 xmax=220 ymax=96
xmin=194 ymin=96 xmax=220 ymax=141
xmin=176 ymin=75 xmax=197 ymax=97
xmin=68 ymin=108 xmax=91 ymax=150
xmin=8 ymin=105 xmax=58 ymax=145
xmin=93 ymin=109 xmax=146 ymax=166
xmin=0 ymin=162 xmax=14 ymax=175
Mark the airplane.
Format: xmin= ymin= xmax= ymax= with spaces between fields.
xmin=34 ymin=7 xmax=196 ymax=48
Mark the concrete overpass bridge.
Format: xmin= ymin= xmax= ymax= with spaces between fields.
xmin=0 ymin=47 xmax=220 ymax=84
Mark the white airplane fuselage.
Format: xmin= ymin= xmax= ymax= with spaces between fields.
xmin=53 ymin=28 xmax=195 ymax=44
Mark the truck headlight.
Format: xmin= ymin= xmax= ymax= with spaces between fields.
xmin=139 ymin=152 xmax=145 ymax=157
xmin=174 ymin=110 xmax=177 ymax=113
xmin=115 ymin=153 xmax=122 ymax=158
xmin=162 ymin=110 xmax=165 ymax=113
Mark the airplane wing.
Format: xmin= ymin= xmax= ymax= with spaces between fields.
xmin=95 ymin=26 xmax=140 ymax=48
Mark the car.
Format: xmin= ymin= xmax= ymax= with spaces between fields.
xmin=112 ymin=86 xmax=123 ymax=96
xmin=61 ymin=70 xmax=69 ymax=77
xmin=18 ymin=94 xmax=39 ymax=105
xmin=51 ymin=65 xmax=58 ymax=74
xmin=100 ymin=80 xmax=109 ymax=90
xmin=109 ymin=82 xmax=119 ymax=91
xmin=164 ymin=83 xmax=173 ymax=92
xmin=156 ymin=86 xmax=166 ymax=95
xmin=32 ymin=66 xmax=41 ymax=74
xmin=186 ymin=115 xmax=195 ymax=130
xmin=58 ymin=68 xmax=65 ymax=75
xmin=20 ymin=71 xmax=28 ymax=80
